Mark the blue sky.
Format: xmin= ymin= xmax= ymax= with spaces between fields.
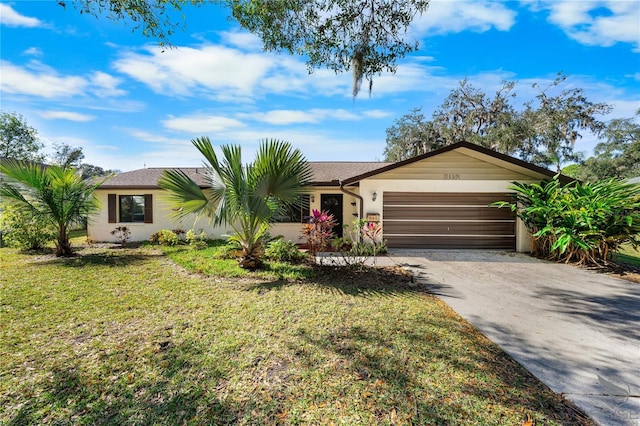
xmin=1 ymin=0 xmax=639 ymax=171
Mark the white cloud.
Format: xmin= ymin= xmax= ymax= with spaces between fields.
xmin=22 ymin=47 xmax=43 ymax=57
xmin=0 ymin=60 xmax=127 ymax=100
xmin=238 ymin=108 xmax=368 ymax=125
xmin=90 ymin=71 xmax=127 ymax=97
xmin=525 ymin=0 xmax=640 ymax=51
xmin=0 ymin=4 xmax=43 ymax=27
xmin=162 ymin=114 xmax=246 ymax=133
xmin=1 ymin=61 xmax=87 ymax=98
xmin=218 ymin=30 xmax=263 ymax=51
xmin=114 ymin=45 xmax=273 ymax=98
xmin=39 ymin=110 xmax=96 ymax=122
xmin=411 ymin=0 xmax=517 ymax=35
xmin=242 ymin=110 xmax=321 ymax=125
xmin=232 ymin=107 xmax=397 ymax=125
xmin=363 ymin=110 xmax=393 ymax=119
xmin=123 ymin=129 xmax=190 ymax=145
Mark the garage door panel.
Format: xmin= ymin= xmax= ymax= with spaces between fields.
xmin=385 ymin=235 xmax=516 ymax=249
xmin=383 ymin=206 xmax=515 ymax=220
xmin=384 ymin=221 xmax=515 ymax=235
xmin=383 ymin=191 xmax=516 ymax=250
xmin=384 ymin=192 xmax=514 ymax=206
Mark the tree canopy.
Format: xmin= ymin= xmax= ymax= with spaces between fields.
xmin=576 ymin=112 xmax=640 ymax=181
xmin=0 ymin=112 xmax=44 ymax=162
xmin=51 ymin=142 xmax=85 ymax=169
xmin=61 ymin=0 xmax=430 ymax=97
xmin=383 ymin=76 xmax=612 ymax=172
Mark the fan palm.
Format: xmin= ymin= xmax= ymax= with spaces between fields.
xmin=158 ymin=137 xmax=313 ymax=269
xmin=0 ymin=160 xmax=107 ymax=256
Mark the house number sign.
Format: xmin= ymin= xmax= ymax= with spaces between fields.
xmin=443 ymin=173 xmax=460 ymax=180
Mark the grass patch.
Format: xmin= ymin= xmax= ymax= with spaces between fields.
xmin=0 ymin=245 xmax=592 ymax=425
xmin=613 ymin=244 xmax=640 ymax=268
xmin=158 ymin=240 xmax=316 ymax=281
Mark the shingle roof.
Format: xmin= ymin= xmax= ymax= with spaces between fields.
xmin=98 ymin=162 xmax=391 ymax=189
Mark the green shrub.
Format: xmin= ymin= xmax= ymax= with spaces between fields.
xmin=186 ymin=229 xmax=208 ymax=250
xmin=265 ymin=239 xmax=306 ymax=263
xmin=149 ymin=229 xmax=180 ymax=246
xmin=495 ymin=176 xmax=640 ymax=265
xmin=349 ymin=241 xmax=388 ymax=256
xmin=0 ymin=203 xmax=57 ymax=250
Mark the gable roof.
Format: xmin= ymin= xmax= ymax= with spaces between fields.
xmin=342 ymin=141 xmax=573 ymax=184
xmin=98 ymin=162 xmax=391 ymax=189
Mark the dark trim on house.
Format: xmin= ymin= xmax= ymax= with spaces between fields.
xmin=341 ymin=141 xmax=574 ymax=185
xmin=107 ymin=194 xmax=116 ymax=223
xmin=144 ymin=194 xmax=153 ymax=223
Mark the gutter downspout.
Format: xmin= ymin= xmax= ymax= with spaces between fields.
xmin=339 ymin=180 xmax=363 ymax=220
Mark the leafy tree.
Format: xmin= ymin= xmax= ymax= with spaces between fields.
xmin=431 ymin=79 xmax=518 ymax=151
xmin=0 ymin=160 xmax=107 ymax=256
xmin=518 ymin=75 xmax=611 ymax=171
xmin=78 ymin=163 xmax=117 ymax=179
xmin=384 ymin=81 xmax=522 ymax=161
xmin=383 ymin=76 xmax=612 ymax=167
xmin=0 ymin=203 xmax=57 ymax=250
xmin=52 ymin=142 xmax=85 ymax=169
xmin=158 ymin=137 xmax=312 ymax=269
xmin=49 ymin=143 xmax=116 ymax=178
xmin=383 ymin=108 xmax=445 ymax=162
xmin=0 ymin=112 xmax=44 ymax=162
xmin=578 ymin=112 xmax=640 ymax=181
xmin=62 ymin=0 xmax=430 ymax=97
xmin=230 ymin=0 xmax=430 ymax=97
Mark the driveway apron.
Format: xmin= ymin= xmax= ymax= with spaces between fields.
xmin=383 ymin=250 xmax=640 ymax=426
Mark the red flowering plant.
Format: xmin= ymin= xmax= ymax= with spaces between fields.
xmin=362 ymin=221 xmax=382 ymax=244
xmin=302 ymin=209 xmax=337 ymax=255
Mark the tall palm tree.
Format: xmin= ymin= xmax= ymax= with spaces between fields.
xmin=0 ymin=160 xmax=107 ymax=256
xmin=158 ymin=137 xmax=313 ymax=269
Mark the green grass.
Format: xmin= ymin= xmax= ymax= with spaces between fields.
xmin=0 ymin=244 xmax=592 ymax=425
xmin=156 ymin=240 xmax=316 ymax=280
xmin=613 ymin=243 xmax=640 ymax=267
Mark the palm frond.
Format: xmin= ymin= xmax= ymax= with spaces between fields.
xmin=158 ymin=169 xmax=214 ymax=221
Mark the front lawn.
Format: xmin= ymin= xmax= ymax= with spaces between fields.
xmin=0 ymin=244 xmax=591 ymax=425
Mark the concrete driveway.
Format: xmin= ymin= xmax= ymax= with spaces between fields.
xmin=382 ymin=250 xmax=640 ymax=426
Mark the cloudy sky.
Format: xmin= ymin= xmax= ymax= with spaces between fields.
xmin=1 ymin=0 xmax=638 ymax=171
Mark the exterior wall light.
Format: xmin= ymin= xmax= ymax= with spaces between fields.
xmin=372 ymin=192 xmax=377 ymax=202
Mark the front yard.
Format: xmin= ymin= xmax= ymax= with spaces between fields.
xmin=0 ymin=242 xmax=592 ymax=425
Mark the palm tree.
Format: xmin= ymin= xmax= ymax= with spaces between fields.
xmin=158 ymin=137 xmax=313 ymax=269
xmin=0 ymin=160 xmax=106 ymax=256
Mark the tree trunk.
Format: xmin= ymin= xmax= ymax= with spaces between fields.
xmin=55 ymin=224 xmax=73 ymax=256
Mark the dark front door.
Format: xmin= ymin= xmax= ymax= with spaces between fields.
xmin=321 ymin=194 xmax=343 ymax=238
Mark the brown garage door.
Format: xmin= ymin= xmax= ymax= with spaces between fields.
xmin=383 ymin=192 xmax=516 ymax=250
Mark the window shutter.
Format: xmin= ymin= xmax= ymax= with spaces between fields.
xmin=144 ymin=194 xmax=153 ymax=223
xmin=108 ymin=194 xmax=116 ymax=223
